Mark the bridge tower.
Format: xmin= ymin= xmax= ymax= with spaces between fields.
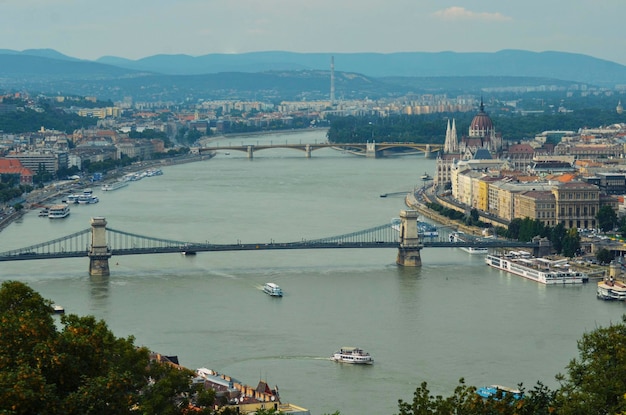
xmin=396 ymin=210 xmax=423 ymax=266
xmin=89 ymin=217 xmax=111 ymax=276
xmin=366 ymin=142 xmax=379 ymax=158
xmin=424 ymin=144 xmax=431 ymax=159
xmin=305 ymin=144 xmax=312 ymax=158
xmin=247 ymin=145 xmax=254 ymax=159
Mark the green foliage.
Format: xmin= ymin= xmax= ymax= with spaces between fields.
xmin=551 ymin=223 xmax=566 ymax=254
xmin=561 ymin=228 xmax=581 ymax=258
xmin=555 ymin=315 xmax=626 ymax=415
xmin=0 ymin=281 xmax=204 ymax=415
xmin=396 ymin=379 xmax=556 ymax=415
xmin=0 ymin=104 xmax=97 ymax=134
xmin=597 ymin=205 xmax=618 ymax=233
xmin=596 ymin=248 xmax=614 ymax=265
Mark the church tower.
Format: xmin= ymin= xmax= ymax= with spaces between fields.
xmin=443 ymin=119 xmax=458 ymax=153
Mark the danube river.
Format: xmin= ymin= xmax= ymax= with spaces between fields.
xmin=0 ymin=130 xmax=623 ymax=415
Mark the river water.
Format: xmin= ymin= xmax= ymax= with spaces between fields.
xmin=0 ymin=130 xmax=623 ymax=415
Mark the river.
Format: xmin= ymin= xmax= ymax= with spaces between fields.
xmin=0 ymin=129 xmax=622 ymax=415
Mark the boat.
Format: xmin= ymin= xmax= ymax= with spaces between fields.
xmin=38 ymin=208 xmax=49 ymax=217
xmin=597 ymin=278 xmax=626 ymax=300
xmin=476 ymin=385 xmax=523 ymax=400
xmin=332 ymin=347 xmax=373 ymax=364
xmin=101 ymin=181 xmax=129 ymax=191
xmin=485 ymin=251 xmax=587 ymax=284
xmin=51 ymin=304 xmax=65 ymax=314
xmin=77 ymin=194 xmax=99 ymax=204
xmin=63 ymin=194 xmax=81 ymax=204
xmin=263 ymin=282 xmax=283 ymax=297
xmin=418 ymin=221 xmax=439 ymax=237
xmin=48 ymin=204 xmax=70 ymax=219
xmin=390 ymin=218 xmax=439 ymax=237
xmin=449 ymin=231 xmax=488 ymax=254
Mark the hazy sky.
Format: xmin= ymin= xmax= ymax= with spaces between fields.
xmin=1 ymin=0 xmax=625 ymax=65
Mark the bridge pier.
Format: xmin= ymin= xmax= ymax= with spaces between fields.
xmin=247 ymin=145 xmax=254 ymax=159
xmin=396 ymin=210 xmax=423 ymax=267
xmin=88 ymin=217 xmax=111 ymax=276
xmin=424 ymin=144 xmax=431 ymax=159
xmin=366 ymin=142 xmax=379 ymax=158
xmin=305 ymin=144 xmax=312 ymax=158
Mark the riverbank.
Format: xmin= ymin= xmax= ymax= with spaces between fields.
xmin=0 ymin=152 xmax=215 ymax=234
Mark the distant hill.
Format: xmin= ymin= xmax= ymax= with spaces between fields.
xmin=0 ymin=49 xmax=625 ymax=101
xmin=94 ymin=50 xmax=626 ymax=86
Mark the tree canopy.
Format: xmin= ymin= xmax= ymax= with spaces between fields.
xmin=0 ymin=280 xmax=211 ymax=415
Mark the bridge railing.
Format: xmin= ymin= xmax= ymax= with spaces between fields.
xmin=0 ymin=228 xmax=91 ymax=257
xmin=107 ymin=228 xmax=193 ymax=251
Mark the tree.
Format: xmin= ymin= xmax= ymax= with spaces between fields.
xmin=551 ymin=223 xmax=567 ymax=254
xmin=555 ymin=315 xmax=626 ymax=415
xmin=0 ymin=281 xmax=204 ymax=415
xmin=596 ymin=248 xmax=614 ymax=265
xmin=597 ymin=205 xmax=618 ymax=232
xmin=561 ymin=229 xmax=581 ymax=257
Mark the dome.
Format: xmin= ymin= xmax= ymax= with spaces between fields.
xmin=469 ymin=99 xmax=494 ymax=137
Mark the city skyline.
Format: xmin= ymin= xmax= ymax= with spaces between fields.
xmin=1 ymin=0 xmax=625 ymax=66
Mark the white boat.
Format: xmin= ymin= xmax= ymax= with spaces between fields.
xmin=101 ymin=181 xmax=129 ymax=191
xmin=485 ymin=251 xmax=587 ymax=284
xmin=450 ymin=231 xmax=489 ymax=254
xmin=332 ymin=347 xmax=373 ymax=364
xmin=51 ymin=304 xmax=65 ymax=314
xmin=38 ymin=208 xmax=49 ymax=217
xmin=597 ymin=278 xmax=626 ymax=300
xmin=77 ymin=195 xmax=99 ymax=204
xmin=390 ymin=218 xmax=439 ymax=237
xmin=48 ymin=204 xmax=70 ymax=219
xmin=263 ymin=282 xmax=283 ymax=297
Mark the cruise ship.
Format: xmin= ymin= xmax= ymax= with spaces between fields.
xmin=485 ymin=251 xmax=587 ymax=284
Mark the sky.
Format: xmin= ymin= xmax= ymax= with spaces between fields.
xmin=1 ymin=0 xmax=625 ymax=66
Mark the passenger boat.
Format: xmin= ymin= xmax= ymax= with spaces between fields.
xmin=51 ymin=304 xmax=65 ymax=314
xmin=263 ymin=282 xmax=283 ymax=297
xmin=332 ymin=347 xmax=373 ymax=364
xmin=476 ymin=385 xmax=523 ymax=400
xmin=77 ymin=194 xmax=99 ymax=204
xmin=38 ymin=208 xmax=49 ymax=217
xmin=597 ymin=278 xmax=626 ymax=300
xmin=101 ymin=181 xmax=129 ymax=191
xmin=390 ymin=218 xmax=439 ymax=237
xmin=485 ymin=251 xmax=587 ymax=284
xmin=48 ymin=204 xmax=70 ymax=219
xmin=450 ymin=231 xmax=488 ymax=254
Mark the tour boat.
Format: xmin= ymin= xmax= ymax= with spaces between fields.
xmin=485 ymin=251 xmax=587 ymax=284
xmin=77 ymin=194 xmax=99 ymax=204
xmin=48 ymin=204 xmax=70 ymax=219
xmin=51 ymin=304 xmax=65 ymax=314
xmin=38 ymin=208 xmax=49 ymax=217
xmin=101 ymin=181 xmax=129 ymax=191
xmin=597 ymin=279 xmax=626 ymax=301
xmin=390 ymin=217 xmax=439 ymax=237
xmin=263 ymin=282 xmax=283 ymax=297
xmin=450 ymin=231 xmax=488 ymax=254
xmin=332 ymin=347 xmax=373 ymax=364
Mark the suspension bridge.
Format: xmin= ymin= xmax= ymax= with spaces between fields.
xmin=0 ymin=211 xmax=543 ymax=276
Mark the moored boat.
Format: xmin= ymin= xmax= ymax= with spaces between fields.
xmin=101 ymin=181 xmax=129 ymax=191
xmin=485 ymin=251 xmax=587 ymax=284
xmin=450 ymin=231 xmax=488 ymax=254
xmin=332 ymin=347 xmax=373 ymax=364
xmin=263 ymin=282 xmax=283 ymax=297
xmin=597 ymin=278 xmax=626 ymax=300
xmin=48 ymin=204 xmax=70 ymax=219
xmin=476 ymin=385 xmax=523 ymax=400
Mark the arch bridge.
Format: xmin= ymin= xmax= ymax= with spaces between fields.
xmin=199 ymin=142 xmax=443 ymax=159
xmin=0 ymin=212 xmax=541 ymax=276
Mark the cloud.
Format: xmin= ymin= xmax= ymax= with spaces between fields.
xmin=432 ymin=7 xmax=511 ymax=22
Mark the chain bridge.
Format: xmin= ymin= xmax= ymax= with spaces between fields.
xmin=0 ymin=211 xmax=542 ymax=276
xmin=199 ymin=142 xmax=443 ymax=159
